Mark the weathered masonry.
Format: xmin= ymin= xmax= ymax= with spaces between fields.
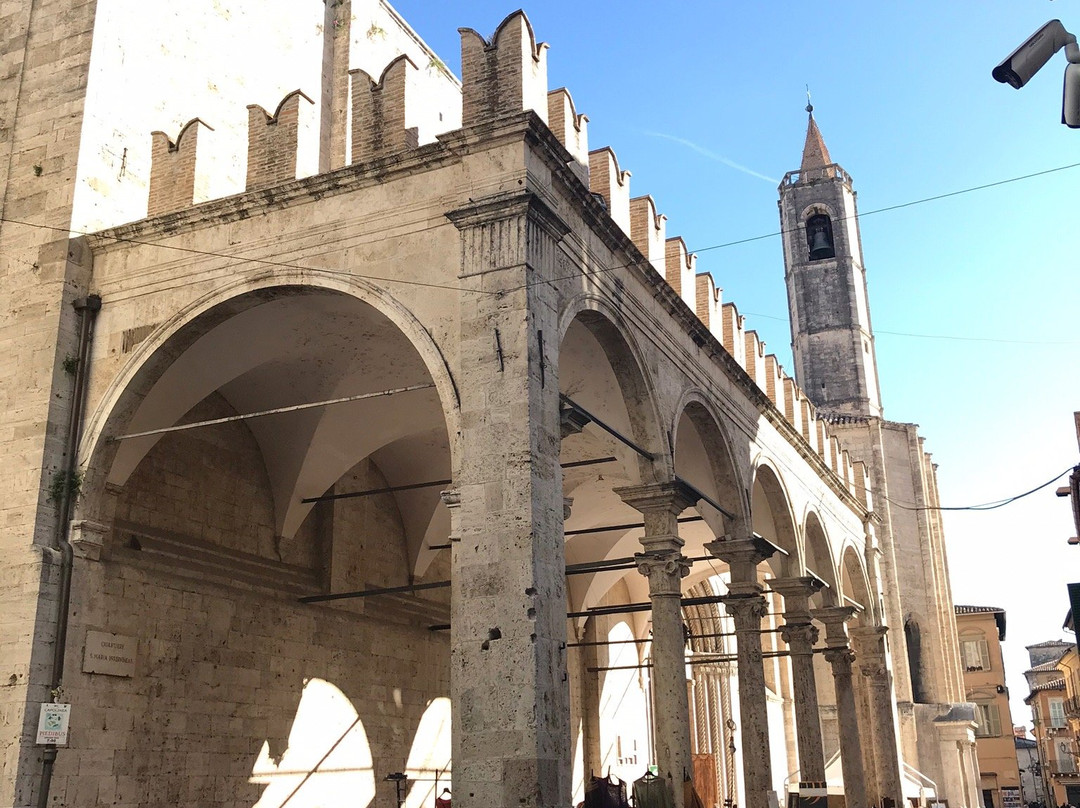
xmin=0 ymin=3 xmax=976 ymax=808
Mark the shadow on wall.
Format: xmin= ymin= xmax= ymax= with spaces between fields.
xmin=250 ymin=678 xmax=451 ymax=807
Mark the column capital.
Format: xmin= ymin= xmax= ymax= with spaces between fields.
xmin=823 ymin=646 xmax=856 ymax=670
xmin=635 ymin=550 xmax=690 ymax=596
xmin=616 ymin=481 xmax=696 ymax=554
xmin=812 ymin=606 xmax=858 ymax=648
xmin=859 ymin=662 xmax=889 ymax=680
xmin=849 ymin=624 xmax=889 ymax=645
xmin=769 ymin=575 xmax=824 ymax=601
xmin=780 ymin=622 xmax=819 ymax=648
xmin=615 ymin=480 xmax=698 ymax=516
xmin=770 ymin=575 xmax=824 ymax=620
xmin=812 ymin=605 xmax=858 ymax=627
xmin=722 ymin=593 xmax=770 ymax=625
xmin=706 ymin=535 xmax=778 ymax=585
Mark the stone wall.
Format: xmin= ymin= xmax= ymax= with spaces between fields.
xmin=46 ymin=397 xmax=449 ymax=806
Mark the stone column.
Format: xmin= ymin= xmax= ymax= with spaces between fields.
xmin=771 ymin=577 xmax=826 ymax=784
xmin=580 ymin=617 xmax=603 ymax=778
xmin=707 ymin=536 xmax=778 ymax=808
xmin=617 ymin=482 xmax=696 ymax=807
xmin=447 ymin=193 xmax=572 ymax=808
xmin=851 ymin=625 xmax=904 ymax=807
xmin=814 ymin=607 xmax=868 ymax=808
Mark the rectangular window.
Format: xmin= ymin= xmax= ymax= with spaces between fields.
xmin=975 ymin=703 xmax=1001 ymax=737
xmin=961 ymin=639 xmax=990 ymax=672
xmin=1050 ymin=698 xmax=1067 ymax=729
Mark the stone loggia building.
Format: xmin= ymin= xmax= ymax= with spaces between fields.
xmin=0 ymin=2 xmax=977 ymax=807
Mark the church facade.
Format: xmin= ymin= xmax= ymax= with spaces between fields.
xmin=0 ymin=3 xmax=977 ymax=808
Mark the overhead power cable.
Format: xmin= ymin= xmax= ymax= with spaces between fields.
xmin=884 ymin=466 xmax=1075 ymax=513
xmin=3 ymin=161 xmax=1079 ymax=305
xmin=509 ymin=160 xmax=1080 ymax=293
xmin=742 ymin=311 xmax=1079 ymax=347
xmin=0 ymin=214 xmax=495 ymax=297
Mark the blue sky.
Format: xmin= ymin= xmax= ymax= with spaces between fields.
xmin=392 ymin=1 xmax=1080 ymax=724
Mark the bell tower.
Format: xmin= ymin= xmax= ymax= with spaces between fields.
xmin=778 ymin=106 xmax=883 ymax=418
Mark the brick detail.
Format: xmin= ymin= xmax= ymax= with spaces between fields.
xmin=588 ymin=147 xmax=631 ymax=234
xmin=245 ymin=90 xmax=313 ymax=191
xmin=460 ymin=11 xmax=549 ymax=127
xmin=546 ymin=88 xmax=588 ymax=170
xmin=148 ymin=119 xmax=211 ymax=217
xmin=629 ymin=195 xmax=666 ymax=274
xmin=350 ymin=55 xmax=419 ymax=165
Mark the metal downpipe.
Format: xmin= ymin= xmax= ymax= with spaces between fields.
xmin=38 ymin=293 xmax=101 ymax=808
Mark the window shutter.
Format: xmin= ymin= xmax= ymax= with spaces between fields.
xmin=1051 ymin=698 xmax=1067 ymax=728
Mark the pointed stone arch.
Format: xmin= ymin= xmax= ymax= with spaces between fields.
xmin=749 ymin=460 xmax=801 ymax=578
xmin=802 ymin=509 xmax=838 ymax=607
xmin=77 ymin=272 xmax=461 ymax=579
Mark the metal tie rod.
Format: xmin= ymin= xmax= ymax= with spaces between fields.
xmin=114 ymin=382 xmax=437 ymax=441
xmin=559 ymin=394 xmax=654 ymax=460
xmin=303 ymin=456 xmax=618 ymax=505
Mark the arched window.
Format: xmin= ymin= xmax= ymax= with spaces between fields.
xmin=905 ymin=618 xmax=925 ymax=702
xmin=805 ymin=213 xmax=835 ymax=260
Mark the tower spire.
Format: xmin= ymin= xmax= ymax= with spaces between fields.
xmin=800 ymin=96 xmax=832 ymax=174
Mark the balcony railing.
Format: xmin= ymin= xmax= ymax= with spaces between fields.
xmin=1065 ymin=695 xmax=1080 ymax=719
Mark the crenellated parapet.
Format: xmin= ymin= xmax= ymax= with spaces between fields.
xmin=246 ymin=90 xmax=314 ymax=190
xmin=743 ymin=330 xmax=766 ymax=386
xmin=664 ymin=237 xmax=697 ymax=314
xmin=135 ymin=7 xmax=876 ymax=511
xmin=459 ymin=11 xmax=549 ymax=128
xmin=721 ymin=303 xmax=747 ymax=367
xmin=763 ymin=354 xmax=784 ymax=412
xmin=148 ymin=118 xmax=213 ymax=216
xmin=588 ymin=147 xmax=631 ymax=236
xmin=694 ymin=273 xmax=723 ymax=341
xmin=629 ymin=196 xmax=666 ymax=274
xmin=350 ymin=55 xmax=420 ymax=164
xmin=546 ymin=88 xmax=588 ymax=180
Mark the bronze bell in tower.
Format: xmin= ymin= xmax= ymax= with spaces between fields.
xmin=806 ymin=214 xmax=835 ymax=261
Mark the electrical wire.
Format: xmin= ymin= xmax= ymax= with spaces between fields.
xmin=692 ymin=161 xmax=1080 ymax=256
xmin=742 ymin=311 xmax=1080 ymax=346
xmin=509 ymin=160 xmax=1080 ymax=293
xmin=3 ymin=160 xmax=1079 ymax=309
xmin=0 ymin=214 xmax=498 ymax=297
xmin=883 ymin=466 xmax=1076 ymax=513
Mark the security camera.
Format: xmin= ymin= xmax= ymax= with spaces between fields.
xmin=993 ymin=19 xmax=1079 ymax=89
xmin=1064 ymin=63 xmax=1080 ymax=127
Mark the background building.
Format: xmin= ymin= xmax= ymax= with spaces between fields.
xmin=955 ymin=606 xmax=1022 ymax=808
xmin=1016 ymin=735 xmax=1048 ymax=808
xmin=1024 ymin=641 xmax=1075 ymax=806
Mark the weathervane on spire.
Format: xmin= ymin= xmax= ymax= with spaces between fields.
xmin=805 ymin=85 xmax=814 ymax=116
